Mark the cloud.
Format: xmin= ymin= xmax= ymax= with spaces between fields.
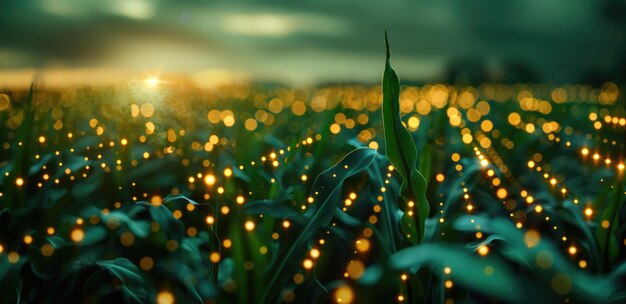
xmin=0 ymin=0 xmax=623 ymax=84
xmin=109 ymin=0 xmax=155 ymax=20
xmin=221 ymin=12 xmax=346 ymax=37
xmin=39 ymin=0 xmax=155 ymax=20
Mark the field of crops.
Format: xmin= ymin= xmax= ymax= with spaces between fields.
xmin=0 ymin=45 xmax=625 ymax=303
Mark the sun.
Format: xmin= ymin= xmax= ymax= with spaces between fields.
xmin=146 ymin=77 xmax=159 ymax=87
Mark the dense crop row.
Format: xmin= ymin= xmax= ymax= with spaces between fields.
xmin=0 ymin=38 xmax=624 ymax=303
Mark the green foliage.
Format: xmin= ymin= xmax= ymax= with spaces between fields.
xmin=382 ymin=31 xmax=430 ymax=244
xmin=248 ymin=147 xmax=376 ymax=303
xmin=391 ymin=243 xmax=521 ymax=302
xmin=0 ymin=32 xmax=624 ymax=304
xmin=596 ymin=177 xmax=624 ymax=268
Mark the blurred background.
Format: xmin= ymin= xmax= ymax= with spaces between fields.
xmin=1 ymin=0 xmax=625 ymax=87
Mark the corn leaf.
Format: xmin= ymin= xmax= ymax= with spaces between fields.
xmin=381 ymin=31 xmax=429 ymax=243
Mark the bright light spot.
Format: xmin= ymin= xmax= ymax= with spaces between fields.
xmin=244 ymin=220 xmax=255 ymax=231
xmin=478 ymin=244 xmax=489 ymax=256
xmin=496 ymin=188 xmax=508 ymax=199
xmin=334 ymin=286 xmax=354 ymax=303
xmin=150 ymin=195 xmax=162 ymax=206
xmin=156 ymin=291 xmax=174 ymax=304
xmin=581 ymin=148 xmax=589 ymax=156
xmin=224 ymin=168 xmax=233 ymax=177
xmin=146 ymin=77 xmax=159 ymax=87
xmin=524 ymin=230 xmax=541 ymax=248
xmin=436 ymin=173 xmax=445 ymax=182
xmin=204 ymin=174 xmax=216 ymax=186
xmin=347 ymin=260 xmax=365 ymax=279
xmin=7 ymin=252 xmax=19 ymax=264
xmin=206 ymin=216 xmax=215 ymax=225
xmin=310 ymin=248 xmax=320 ymax=259
xmin=210 ymin=252 xmax=220 ymax=263
xmin=303 ymin=259 xmax=314 ymax=269
xmin=71 ymin=229 xmax=84 ymax=242
xmin=355 ymin=238 xmax=370 ymax=252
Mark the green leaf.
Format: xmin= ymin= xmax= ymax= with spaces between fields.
xmin=0 ymin=255 xmax=25 ymax=303
xmin=595 ymin=177 xmax=624 ymax=269
xmin=381 ymin=31 xmax=429 ymax=243
xmin=554 ymin=200 xmax=600 ymax=268
xmin=103 ymin=209 xmax=151 ymax=238
xmin=367 ymin=159 xmax=402 ymax=253
xmin=81 ymin=226 xmax=108 ymax=246
xmin=391 ymin=243 xmax=521 ymax=302
xmin=163 ymin=194 xmax=202 ymax=205
xmin=244 ymin=199 xmax=306 ymax=224
xmin=230 ymin=220 xmax=249 ymax=304
xmin=261 ymin=147 xmax=376 ymax=303
xmin=91 ymin=258 xmax=148 ymax=303
xmin=135 ymin=201 xmax=184 ymax=241
xmin=454 ymin=215 xmax=616 ymax=302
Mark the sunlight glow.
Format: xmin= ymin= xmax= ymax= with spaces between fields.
xmin=146 ymin=77 xmax=159 ymax=87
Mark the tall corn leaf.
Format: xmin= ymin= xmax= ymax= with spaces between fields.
xmin=381 ymin=31 xmax=429 ymax=243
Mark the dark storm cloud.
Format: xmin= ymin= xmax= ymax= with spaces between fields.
xmin=1 ymin=0 xmax=625 ymax=84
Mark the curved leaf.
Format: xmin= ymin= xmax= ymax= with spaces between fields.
xmin=244 ymin=199 xmax=306 ymax=224
xmin=454 ymin=215 xmax=616 ymax=302
xmin=163 ymin=194 xmax=203 ymax=206
xmin=381 ymin=31 xmax=429 ymax=243
xmin=261 ymin=147 xmax=376 ymax=303
xmin=595 ymin=178 xmax=624 ymax=269
xmin=391 ymin=243 xmax=521 ymax=302
xmin=93 ymin=258 xmax=148 ymax=303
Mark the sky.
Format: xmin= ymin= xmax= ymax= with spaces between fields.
xmin=1 ymin=0 xmax=625 ymax=87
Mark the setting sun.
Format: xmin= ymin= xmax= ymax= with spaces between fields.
xmin=146 ymin=77 xmax=159 ymax=87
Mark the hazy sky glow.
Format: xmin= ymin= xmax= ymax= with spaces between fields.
xmin=1 ymin=0 xmax=625 ymax=86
